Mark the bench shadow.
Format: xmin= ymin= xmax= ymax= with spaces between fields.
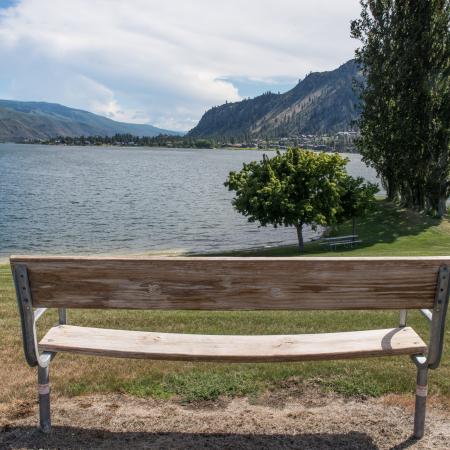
xmin=389 ymin=436 xmax=420 ymax=450
xmin=381 ymin=328 xmax=400 ymax=351
xmin=0 ymin=426 xmax=396 ymax=449
xmin=380 ymin=328 xmax=425 ymax=356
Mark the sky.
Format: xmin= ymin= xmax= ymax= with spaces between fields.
xmin=0 ymin=0 xmax=361 ymax=132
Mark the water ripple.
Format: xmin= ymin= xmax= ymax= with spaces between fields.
xmin=0 ymin=144 xmax=381 ymax=257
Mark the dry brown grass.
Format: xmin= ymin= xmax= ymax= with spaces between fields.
xmin=2 ymin=391 xmax=450 ymax=449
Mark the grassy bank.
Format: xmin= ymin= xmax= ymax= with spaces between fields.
xmin=218 ymin=199 xmax=450 ymax=257
xmin=1 ymin=200 xmax=449 ymax=405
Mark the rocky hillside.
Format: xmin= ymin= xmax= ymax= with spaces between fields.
xmin=189 ymin=60 xmax=361 ymax=139
xmin=0 ymin=100 xmax=180 ymax=141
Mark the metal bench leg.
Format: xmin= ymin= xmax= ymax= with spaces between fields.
xmin=413 ymin=366 xmax=428 ymax=439
xmin=38 ymin=365 xmax=51 ymax=433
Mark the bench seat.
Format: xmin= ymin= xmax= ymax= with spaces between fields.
xmin=39 ymin=325 xmax=427 ymax=363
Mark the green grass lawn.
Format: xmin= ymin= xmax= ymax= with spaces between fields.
xmin=1 ymin=200 xmax=449 ymax=405
xmin=215 ymin=199 xmax=450 ymax=257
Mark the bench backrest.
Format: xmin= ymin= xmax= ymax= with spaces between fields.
xmin=10 ymin=256 xmax=450 ymax=310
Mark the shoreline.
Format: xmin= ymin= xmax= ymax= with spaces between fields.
xmin=0 ymin=249 xmax=188 ymax=265
xmin=1 ymin=142 xmax=360 ymax=154
xmin=0 ymin=245 xmax=291 ymax=264
xmin=0 ymin=242 xmax=303 ymax=263
xmin=2 ymin=199 xmax=445 ymax=263
xmin=0 ymin=237 xmax=325 ymax=265
xmin=0 ymin=229 xmax=328 ymax=265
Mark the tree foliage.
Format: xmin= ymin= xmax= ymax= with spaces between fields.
xmin=41 ymin=134 xmax=219 ymax=148
xmin=352 ymin=0 xmax=450 ymax=216
xmin=225 ymin=148 xmax=378 ymax=251
xmin=336 ymin=175 xmax=379 ymax=234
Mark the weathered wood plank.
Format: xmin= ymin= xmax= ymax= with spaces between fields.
xmin=39 ymin=325 xmax=427 ymax=362
xmin=10 ymin=256 xmax=450 ymax=310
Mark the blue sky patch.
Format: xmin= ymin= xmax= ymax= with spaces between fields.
xmin=0 ymin=0 xmax=18 ymax=9
xmin=221 ymin=76 xmax=299 ymax=99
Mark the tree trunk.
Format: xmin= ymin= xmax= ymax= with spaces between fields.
xmin=352 ymin=217 xmax=356 ymax=236
xmin=426 ymin=180 xmax=447 ymax=218
xmin=386 ymin=184 xmax=396 ymax=202
xmin=384 ymin=175 xmax=398 ymax=202
xmin=295 ymin=223 xmax=304 ymax=253
xmin=437 ymin=195 xmax=447 ymax=218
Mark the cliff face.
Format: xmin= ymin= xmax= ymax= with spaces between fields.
xmin=189 ymin=60 xmax=361 ymax=139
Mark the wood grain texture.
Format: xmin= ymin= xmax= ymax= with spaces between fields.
xmin=10 ymin=256 xmax=450 ymax=310
xmin=38 ymin=325 xmax=427 ymax=362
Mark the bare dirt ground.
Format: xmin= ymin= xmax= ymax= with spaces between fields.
xmin=1 ymin=388 xmax=450 ymax=449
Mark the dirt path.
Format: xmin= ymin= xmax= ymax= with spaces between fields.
xmin=1 ymin=390 xmax=450 ymax=449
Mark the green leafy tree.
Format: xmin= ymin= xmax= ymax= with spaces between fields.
xmin=337 ymin=175 xmax=379 ymax=235
xmin=352 ymin=0 xmax=450 ymax=216
xmin=225 ymin=148 xmax=377 ymax=251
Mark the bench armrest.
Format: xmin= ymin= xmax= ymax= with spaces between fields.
xmin=12 ymin=264 xmax=65 ymax=368
xmin=412 ymin=265 xmax=450 ymax=370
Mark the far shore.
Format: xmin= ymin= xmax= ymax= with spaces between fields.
xmin=1 ymin=141 xmax=360 ymax=154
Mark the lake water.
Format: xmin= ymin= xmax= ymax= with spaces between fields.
xmin=0 ymin=144 xmax=381 ymax=258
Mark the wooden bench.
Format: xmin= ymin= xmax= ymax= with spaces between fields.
xmin=320 ymin=235 xmax=362 ymax=250
xmin=10 ymin=256 xmax=450 ymax=439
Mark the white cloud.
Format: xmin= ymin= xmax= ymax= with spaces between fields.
xmin=0 ymin=0 xmax=360 ymax=131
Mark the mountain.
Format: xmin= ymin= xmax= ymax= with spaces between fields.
xmin=0 ymin=100 xmax=182 ymax=141
xmin=189 ymin=60 xmax=361 ymax=139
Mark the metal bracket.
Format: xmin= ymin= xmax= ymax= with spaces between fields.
xmin=420 ymin=308 xmax=433 ymax=322
xmin=399 ymin=309 xmax=408 ymax=327
xmin=58 ymin=308 xmax=68 ymax=325
xmin=412 ymin=264 xmax=450 ymax=370
xmin=12 ymin=264 xmax=56 ymax=368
